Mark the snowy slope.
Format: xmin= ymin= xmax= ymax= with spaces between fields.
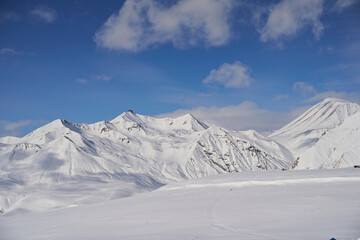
xmin=0 ymin=111 xmax=293 ymax=214
xmin=270 ymin=98 xmax=360 ymax=169
xmin=297 ymin=111 xmax=360 ymax=169
xmin=1 ymin=168 xmax=359 ymax=240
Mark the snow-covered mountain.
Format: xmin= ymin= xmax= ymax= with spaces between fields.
xmin=3 ymin=98 xmax=359 ymax=215
xmin=270 ymin=98 xmax=360 ymax=169
xmin=0 ymin=111 xmax=292 ymax=214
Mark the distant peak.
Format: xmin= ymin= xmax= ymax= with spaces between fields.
xmin=182 ymin=113 xmax=195 ymax=119
xmin=44 ymin=119 xmax=66 ymax=128
xmin=270 ymin=96 xmax=360 ymax=138
xmin=176 ymin=113 xmax=208 ymax=129
xmin=111 ymin=110 xmax=144 ymax=125
xmin=320 ymin=97 xmax=347 ymax=104
xmin=114 ymin=110 xmax=138 ymax=118
xmin=48 ymin=119 xmax=77 ymax=127
xmin=174 ymin=113 xmax=197 ymax=122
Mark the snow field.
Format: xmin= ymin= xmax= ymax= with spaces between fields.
xmin=1 ymin=168 xmax=359 ymax=240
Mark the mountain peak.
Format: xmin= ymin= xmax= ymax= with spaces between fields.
xmin=173 ymin=113 xmax=208 ymax=130
xmin=270 ymin=98 xmax=360 ymax=163
xmin=175 ymin=113 xmax=196 ymax=121
xmin=319 ymin=97 xmax=348 ymax=104
xmin=271 ymin=98 xmax=360 ymax=138
xmin=111 ymin=110 xmax=144 ymax=125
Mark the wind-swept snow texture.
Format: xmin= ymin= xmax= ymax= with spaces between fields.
xmin=270 ymin=98 xmax=360 ymax=169
xmin=0 ymin=112 xmax=292 ymax=214
xmin=1 ymin=168 xmax=359 ymax=240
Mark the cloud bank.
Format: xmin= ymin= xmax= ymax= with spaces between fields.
xmin=156 ymin=101 xmax=308 ymax=133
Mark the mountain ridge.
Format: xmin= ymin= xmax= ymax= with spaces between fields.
xmin=0 ymin=111 xmax=292 ymax=214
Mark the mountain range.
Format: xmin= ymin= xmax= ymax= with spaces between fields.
xmin=0 ymin=97 xmax=359 ymax=214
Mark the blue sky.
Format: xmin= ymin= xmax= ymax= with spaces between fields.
xmin=0 ymin=0 xmax=359 ymax=136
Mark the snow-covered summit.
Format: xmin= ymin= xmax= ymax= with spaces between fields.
xmin=111 ymin=111 xmax=208 ymax=133
xmin=270 ymin=98 xmax=360 ymax=138
xmin=111 ymin=110 xmax=145 ymax=124
xmin=269 ymin=98 xmax=360 ymax=169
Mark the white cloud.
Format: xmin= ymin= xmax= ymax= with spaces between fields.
xmin=293 ymin=82 xmax=316 ymax=95
xmin=293 ymin=80 xmax=360 ymax=104
xmin=203 ymin=61 xmax=252 ymax=88
xmin=1 ymin=120 xmax=32 ymax=131
xmin=76 ymin=78 xmax=88 ymax=84
xmin=156 ymin=101 xmax=308 ymax=133
xmin=333 ymin=0 xmax=359 ymax=11
xmin=30 ymin=6 xmax=57 ymax=23
xmin=0 ymin=48 xmax=20 ymax=55
xmin=305 ymin=91 xmax=360 ymax=103
xmin=272 ymin=94 xmax=289 ymax=101
xmin=95 ymin=0 xmax=233 ymax=52
xmin=0 ymin=10 xmax=20 ymax=23
xmin=95 ymin=74 xmax=112 ymax=82
xmin=0 ymin=120 xmax=45 ymax=137
xmin=317 ymin=45 xmax=334 ymax=54
xmin=257 ymin=0 xmax=325 ymax=44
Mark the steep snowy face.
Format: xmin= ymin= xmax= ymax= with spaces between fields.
xmin=0 ymin=111 xmax=292 ymax=214
xmin=294 ymin=111 xmax=360 ymax=169
xmin=271 ymin=98 xmax=360 ymax=138
xmin=191 ymin=127 xmax=293 ymax=175
xmin=269 ymin=98 xmax=360 ymax=169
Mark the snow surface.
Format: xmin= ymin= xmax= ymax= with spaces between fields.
xmin=270 ymin=98 xmax=360 ymax=169
xmin=1 ymin=168 xmax=359 ymax=240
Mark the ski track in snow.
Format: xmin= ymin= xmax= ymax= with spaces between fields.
xmin=209 ymin=189 xmax=234 ymax=232
xmin=209 ymin=188 xmax=272 ymax=239
xmin=177 ymin=173 xmax=360 ymax=239
xmin=208 ymin=188 xmax=290 ymax=240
